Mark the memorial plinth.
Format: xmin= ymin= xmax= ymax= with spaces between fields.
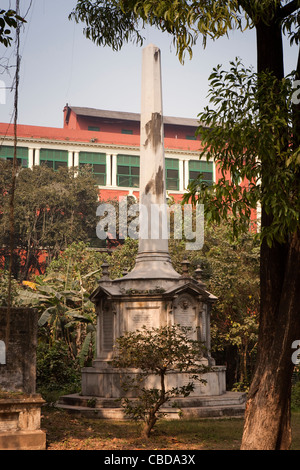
xmin=0 ymin=395 xmax=46 ymax=450
xmin=57 ymin=45 xmax=246 ymax=418
xmin=0 ymin=308 xmax=46 ymax=450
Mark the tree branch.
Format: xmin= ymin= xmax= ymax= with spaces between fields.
xmin=278 ymin=0 xmax=300 ymax=20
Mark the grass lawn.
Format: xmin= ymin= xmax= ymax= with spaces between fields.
xmin=41 ymin=408 xmax=300 ymax=450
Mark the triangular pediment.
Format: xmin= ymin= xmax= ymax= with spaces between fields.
xmin=89 ymin=283 xmax=118 ymax=304
xmin=163 ymin=280 xmax=217 ymax=303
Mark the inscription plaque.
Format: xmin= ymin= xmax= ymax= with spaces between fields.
xmin=0 ymin=340 xmax=5 ymax=365
xmin=103 ymin=311 xmax=114 ymax=351
xmin=174 ymin=295 xmax=196 ymax=339
xmin=180 ymin=374 xmax=205 ymax=395
xmin=127 ymin=306 xmax=160 ymax=332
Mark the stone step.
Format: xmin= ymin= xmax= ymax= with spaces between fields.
xmin=58 ymin=394 xmax=121 ymax=409
xmin=179 ymin=404 xmax=245 ymax=419
xmin=56 ymin=392 xmax=246 ymax=420
xmin=168 ymin=392 xmax=247 ymax=408
xmin=58 ymin=391 xmax=246 ymax=409
xmin=55 ymin=404 xmax=127 ymax=420
xmin=56 ymin=402 xmax=245 ymax=420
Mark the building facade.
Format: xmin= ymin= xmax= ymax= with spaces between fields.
xmin=0 ymin=105 xmax=215 ymax=202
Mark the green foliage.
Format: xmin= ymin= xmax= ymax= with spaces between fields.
xmin=292 ymin=379 xmax=300 ymax=411
xmin=0 ymin=9 xmax=25 ymax=47
xmin=111 ymin=324 xmax=210 ymax=437
xmin=0 ymin=162 xmax=99 ymax=279
xmin=0 ymin=269 xmax=20 ymax=306
xmin=70 ymin=1 xmax=300 ymax=63
xmin=204 ymin=223 xmax=259 ymax=387
xmin=231 ymin=381 xmax=250 ymax=393
xmin=113 ymin=324 xmax=208 ymax=374
xmin=36 ymin=340 xmax=81 ymax=402
xmin=15 ymin=241 xmax=109 ymax=399
xmin=109 ymin=238 xmax=138 ymax=279
xmin=70 ymin=0 xmax=243 ymax=62
xmin=184 ymin=59 xmax=300 ymax=246
xmin=46 ymin=241 xmax=107 ymax=292
xmin=18 ymin=241 xmax=107 ymax=366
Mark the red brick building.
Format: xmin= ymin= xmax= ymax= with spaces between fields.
xmin=0 ymin=105 xmax=215 ymax=203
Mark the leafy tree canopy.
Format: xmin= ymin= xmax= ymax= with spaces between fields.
xmin=0 ymin=161 xmax=100 ymax=279
xmin=70 ymin=1 xmax=300 ymax=62
xmin=0 ymin=8 xmax=25 ymax=47
xmin=183 ymin=60 xmax=300 ymax=246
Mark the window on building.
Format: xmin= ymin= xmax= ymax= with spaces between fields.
xmin=117 ymin=155 xmax=139 ymax=188
xmin=79 ymin=151 xmax=106 ymax=185
xmin=189 ymin=160 xmax=213 ymax=186
xmin=186 ymin=135 xmax=197 ymax=140
xmin=88 ymin=126 xmax=100 ymax=132
xmin=166 ymin=158 xmax=179 ymax=191
xmin=0 ymin=145 xmax=28 ymax=167
xmin=121 ymin=129 xmax=133 ymax=135
xmin=40 ymin=149 xmax=68 ymax=170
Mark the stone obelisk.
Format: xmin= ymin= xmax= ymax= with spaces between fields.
xmin=57 ymin=44 xmax=245 ymax=418
xmin=125 ymin=44 xmax=180 ymax=280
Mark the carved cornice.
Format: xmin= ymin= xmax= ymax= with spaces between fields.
xmin=0 ymin=134 xmax=201 ymax=157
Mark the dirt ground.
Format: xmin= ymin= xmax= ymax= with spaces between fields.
xmin=41 ymin=407 xmax=300 ymax=451
xmin=41 ymin=407 xmax=246 ymax=450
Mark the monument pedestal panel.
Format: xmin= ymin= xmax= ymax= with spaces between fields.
xmin=81 ymin=364 xmax=227 ymax=399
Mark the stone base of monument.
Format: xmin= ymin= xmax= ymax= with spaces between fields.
xmin=57 ymin=391 xmax=246 ymax=420
xmin=80 ymin=364 xmax=227 ymax=398
xmin=0 ymin=395 xmax=46 ymax=450
xmin=57 ymin=366 xmax=246 ymax=420
xmin=56 ymin=264 xmax=247 ymax=420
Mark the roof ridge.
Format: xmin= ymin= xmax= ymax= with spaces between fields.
xmin=68 ymin=106 xmax=201 ymax=127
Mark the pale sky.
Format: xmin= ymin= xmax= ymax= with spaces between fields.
xmin=0 ymin=0 xmax=298 ymax=128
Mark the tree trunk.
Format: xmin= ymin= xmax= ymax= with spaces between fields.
xmin=241 ymin=230 xmax=300 ymax=449
xmin=143 ymin=372 xmax=167 ymax=438
xmin=256 ymin=16 xmax=284 ymax=79
xmin=241 ymin=17 xmax=300 ymax=450
xmin=143 ymin=413 xmax=157 ymax=439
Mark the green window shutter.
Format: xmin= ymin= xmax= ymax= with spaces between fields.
xmin=117 ymin=155 xmax=140 ymax=188
xmin=121 ymin=129 xmax=133 ymax=135
xmin=88 ymin=126 xmax=100 ymax=132
xmin=186 ymin=135 xmax=197 ymax=140
xmin=0 ymin=145 xmax=28 ymax=167
xmin=40 ymin=149 xmax=68 ymax=170
xmin=79 ymin=151 xmax=106 ymax=185
xmin=189 ymin=160 xmax=213 ymax=186
xmin=165 ymin=158 xmax=179 ymax=191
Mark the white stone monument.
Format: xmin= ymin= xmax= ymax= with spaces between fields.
xmin=57 ymin=45 xmax=246 ymax=418
xmin=125 ymin=43 xmax=180 ymax=280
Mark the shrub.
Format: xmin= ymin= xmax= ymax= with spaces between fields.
xmin=292 ymin=382 xmax=300 ymax=411
xmin=36 ymin=340 xmax=80 ymax=402
xmin=0 ymin=269 xmax=20 ymax=306
xmin=111 ymin=324 xmax=210 ymax=438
